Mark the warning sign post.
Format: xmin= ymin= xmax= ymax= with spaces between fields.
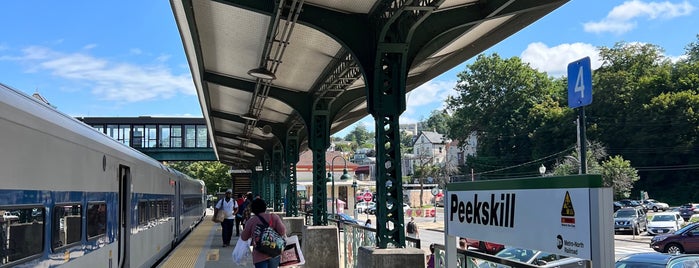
xmin=444 ymin=175 xmax=613 ymax=267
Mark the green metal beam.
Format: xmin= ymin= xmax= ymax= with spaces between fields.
xmin=138 ymin=148 xmax=216 ymax=161
xmin=285 ymin=131 xmax=300 ymax=217
xmin=273 ymin=144 xmax=284 ymax=212
xmin=309 ymin=100 xmax=330 ymax=226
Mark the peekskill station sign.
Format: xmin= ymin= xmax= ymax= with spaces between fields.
xmin=446 ymin=175 xmax=606 ymax=260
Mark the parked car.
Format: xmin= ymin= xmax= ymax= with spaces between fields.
xmin=642 ymin=199 xmax=670 ymax=212
xmin=463 ymin=238 xmax=505 ymax=254
xmin=651 ymin=222 xmax=699 ymax=254
xmin=616 ymin=252 xmax=699 ymax=268
xmin=327 ymin=213 xmax=359 ymax=230
xmin=478 ymin=247 xmax=589 ymax=268
xmin=613 ymin=201 xmax=623 ymax=212
xmin=617 ymin=199 xmax=643 ymax=208
xmin=356 ymin=201 xmax=375 ymax=213
xmin=614 ymin=207 xmax=648 ymax=235
xmin=679 ymin=203 xmax=699 ymax=221
xmin=647 ymin=212 xmax=685 ymax=235
xmin=2 ymin=211 xmax=19 ymax=222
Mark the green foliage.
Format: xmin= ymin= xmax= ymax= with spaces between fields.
xmin=442 ymin=37 xmax=698 ymax=204
xmin=446 ymin=53 xmax=573 ymax=178
xmin=166 ymin=161 xmax=230 ymax=194
xmin=601 ymin=156 xmax=640 ymax=199
xmin=399 ymin=130 xmax=414 ymax=154
xmin=344 ymin=123 xmax=373 ymax=146
xmin=424 ymin=110 xmax=451 ymax=134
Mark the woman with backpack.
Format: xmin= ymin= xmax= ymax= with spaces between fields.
xmin=241 ymin=198 xmax=286 ymax=268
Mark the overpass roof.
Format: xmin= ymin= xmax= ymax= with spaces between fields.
xmin=170 ymin=0 xmax=568 ymax=169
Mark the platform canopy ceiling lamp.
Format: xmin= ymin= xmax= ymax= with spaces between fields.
xmin=239 ymin=113 xmax=258 ymax=121
xmin=247 ymin=66 xmax=276 ymax=80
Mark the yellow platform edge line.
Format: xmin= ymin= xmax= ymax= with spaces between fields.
xmin=159 ymin=216 xmax=215 ymax=268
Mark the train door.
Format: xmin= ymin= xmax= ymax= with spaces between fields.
xmin=119 ymin=165 xmax=131 ymax=268
xmin=174 ymin=178 xmax=181 ymax=242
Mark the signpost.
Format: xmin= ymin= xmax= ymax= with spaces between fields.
xmin=568 ymin=57 xmax=593 ymax=174
xmin=431 ymin=187 xmax=439 ymax=222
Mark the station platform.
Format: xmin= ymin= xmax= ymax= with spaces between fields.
xmin=157 ymin=208 xmax=253 ymax=268
xmin=157 ymin=209 xmax=436 ymax=268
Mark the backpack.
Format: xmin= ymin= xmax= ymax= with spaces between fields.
xmin=407 ymin=222 xmax=416 ymax=233
xmin=252 ymin=214 xmax=286 ymax=257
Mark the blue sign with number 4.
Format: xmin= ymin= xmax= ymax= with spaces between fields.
xmin=567 ymin=57 xmax=592 ymax=109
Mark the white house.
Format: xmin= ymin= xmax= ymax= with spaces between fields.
xmin=412 ymin=131 xmax=447 ymax=165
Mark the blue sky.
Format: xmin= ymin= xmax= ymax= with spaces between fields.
xmin=1 ymin=1 xmax=697 ymax=138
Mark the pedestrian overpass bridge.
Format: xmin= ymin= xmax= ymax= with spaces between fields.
xmin=77 ymin=116 xmax=216 ymax=161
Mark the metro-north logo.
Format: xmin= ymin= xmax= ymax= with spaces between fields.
xmin=450 ymin=193 xmax=516 ymax=228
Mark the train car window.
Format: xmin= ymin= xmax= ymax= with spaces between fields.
xmin=149 ymin=201 xmax=157 ymax=221
xmin=86 ymin=203 xmax=106 ymax=238
xmin=52 ymin=204 xmax=82 ymax=251
xmin=1 ymin=207 xmax=44 ymax=265
xmin=138 ymin=202 xmax=148 ymax=225
xmin=159 ymin=200 xmax=171 ymax=219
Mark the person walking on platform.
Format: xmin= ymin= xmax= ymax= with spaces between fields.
xmin=214 ymin=189 xmax=238 ymax=247
xmin=235 ymin=193 xmax=252 ymax=235
xmin=241 ymin=198 xmax=286 ymax=268
xmin=406 ymin=216 xmax=419 ymax=238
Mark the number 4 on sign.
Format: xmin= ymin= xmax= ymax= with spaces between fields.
xmin=574 ymin=65 xmax=585 ymax=98
xmin=567 ymin=57 xmax=592 ymax=109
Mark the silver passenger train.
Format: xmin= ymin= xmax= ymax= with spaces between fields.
xmin=0 ymin=83 xmax=206 ymax=267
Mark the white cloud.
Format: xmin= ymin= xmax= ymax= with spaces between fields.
xmin=14 ymin=46 xmax=194 ymax=102
xmin=83 ymin=44 xmax=97 ymax=50
xmin=584 ymin=0 xmax=695 ymax=34
xmin=521 ymin=42 xmax=602 ymax=77
xmin=405 ymin=79 xmax=457 ymax=116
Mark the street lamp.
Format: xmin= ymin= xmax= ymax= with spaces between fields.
xmin=539 ymin=164 xmax=546 ymax=177
xmin=328 ymin=155 xmax=352 ymax=217
xmin=351 ymin=180 xmax=358 ymax=219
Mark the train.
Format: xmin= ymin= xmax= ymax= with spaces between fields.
xmin=0 ymin=83 xmax=207 ymax=268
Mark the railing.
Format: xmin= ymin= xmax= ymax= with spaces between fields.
xmin=331 ymin=220 xmax=421 ymax=268
xmin=432 ymin=244 xmax=578 ymax=268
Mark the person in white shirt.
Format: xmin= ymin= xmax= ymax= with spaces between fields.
xmin=214 ymin=189 xmax=238 ymax=247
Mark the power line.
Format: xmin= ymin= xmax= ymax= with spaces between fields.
xmin=475 ymin=147 xmax=575 ymax=175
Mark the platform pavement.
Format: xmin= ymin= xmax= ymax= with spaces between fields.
xmin=157 ymin=208 xmax=256 ymax=268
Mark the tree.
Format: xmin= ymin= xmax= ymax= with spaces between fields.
xmin=344 ymin=123 xmax=372 ymax=147
xmin=424 ymin=110 xmax=451 ymax=134
xmin=166 ymin=161 xmax=231 ymax=194
xmin=601 ymin=156 xmax=640 ymax=199
xmin=551 ymin=141 xmax=639 ymax=199
xmin=399 ymin=130 xmax=414 ymax=154
xmin=446 ymin=53 xmax=570 ymax=178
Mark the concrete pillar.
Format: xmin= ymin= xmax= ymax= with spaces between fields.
xmin=302 ymin=225 xmax=339 ymax=268
xmin=357 ymin=247 xmax=425 ymax=268
xmin=282 ymin=216 xmax=304 ymax=243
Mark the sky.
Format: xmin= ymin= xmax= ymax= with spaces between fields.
xmin=1 ymin=1 xmax=697 ymax=138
